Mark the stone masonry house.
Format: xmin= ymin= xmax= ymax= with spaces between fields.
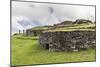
xmin=38 ymin=19 xmax=96 ymax=52
xmin=26 ymin=29 xmax=44 ymax=36
xmin=39 ymin=31 xmax=96 ymax=52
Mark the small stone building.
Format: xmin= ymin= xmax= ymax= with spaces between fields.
xmin=26 ymin=26 xmax=53 ymax=36
xmin=26 ymin=29 xmax=44 ymax=36
xmin=39 ymin=31 xmax=96 ymax=52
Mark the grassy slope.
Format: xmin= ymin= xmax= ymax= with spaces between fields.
xmin=27 ymin=23 xmax=96 ymax=33
xmin=45 ymin=23 xmax=96 ymax=32
xmin=12 ymin=36 xmax=95 ymax=65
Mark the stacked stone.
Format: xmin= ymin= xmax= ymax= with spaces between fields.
xmin=26 ymin=29 xmax=43 ymax=36
xmin=39 ymin=31 xmax=96 ymax=52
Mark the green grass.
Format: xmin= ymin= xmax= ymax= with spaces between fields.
xmin=44 ymin=23 xmax=96 ymax=32
xmin=12 ymin=35 xmax=96 ymax=66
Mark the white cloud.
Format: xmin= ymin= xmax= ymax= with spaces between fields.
xmin=12 ymin=1 xmax=95 ymax=33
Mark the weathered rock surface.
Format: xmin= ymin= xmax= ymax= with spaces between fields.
xmin=39 ymin=31 xmax=96 ymax=52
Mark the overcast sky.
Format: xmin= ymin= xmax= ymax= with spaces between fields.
xmin=12 ymin=1 xmax=95 ymax=34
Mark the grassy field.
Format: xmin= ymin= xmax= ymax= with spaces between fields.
xmin=12 ymin=35 xmax=96 ymax=66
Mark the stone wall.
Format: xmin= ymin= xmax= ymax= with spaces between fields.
xmin=39 ymin=31 xmax=96 ymax=52
xmin=26 ymin=29 xmax=43 ymax=36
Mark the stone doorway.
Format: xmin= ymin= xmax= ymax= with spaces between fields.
xmin=45 ymin=44 xmax=49 ymax=49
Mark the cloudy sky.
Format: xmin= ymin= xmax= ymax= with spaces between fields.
xmin=12 ymin=1 xmax=95 ymax=34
